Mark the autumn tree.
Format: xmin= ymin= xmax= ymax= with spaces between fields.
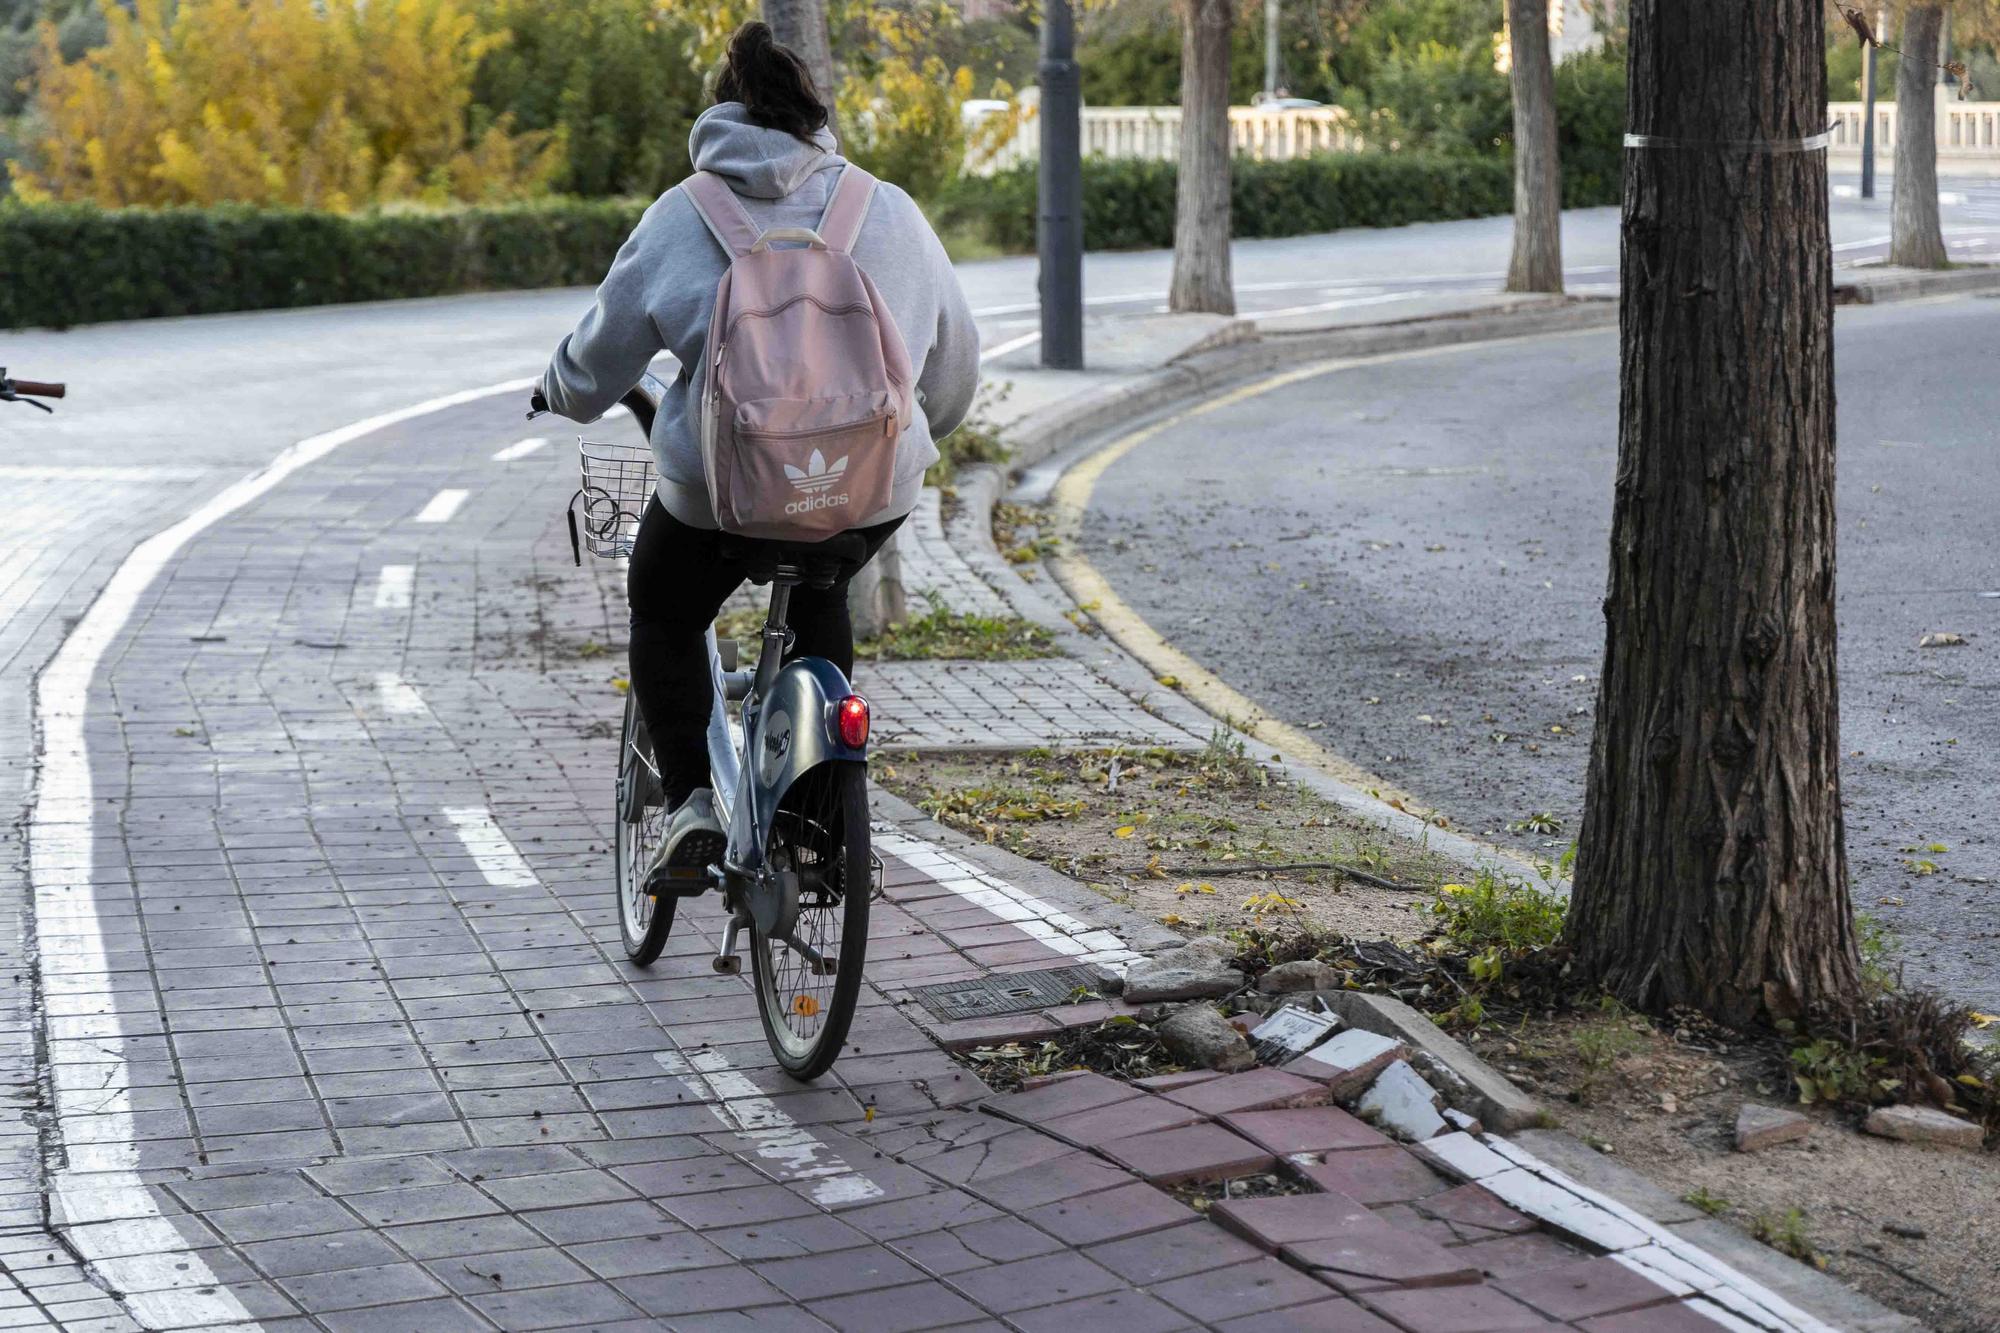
xmin=1504 ymin=0 xmax=1563 ymax=292
xmin=472 ymin=0 xmax=707 ymax=199
xmin=1169 ymin=0 xmax=1235 ymax=314
xmin=1568 ymin=0 xmax=1861 ymax=1026
xmin=12 ymin=0 xmax=558 ymax=209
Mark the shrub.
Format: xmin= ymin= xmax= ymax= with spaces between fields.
xmin=0 ymin=198 xmax=646 ymax=329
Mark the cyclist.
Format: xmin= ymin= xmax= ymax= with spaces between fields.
xmin=538 ymin=21 xmax=979 ymax=888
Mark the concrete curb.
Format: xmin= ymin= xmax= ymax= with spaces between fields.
xmin=1002 ymin=296 xmax=1618 ymax=471
xmin=1836 ymin=263 xmax=2000 ymax=305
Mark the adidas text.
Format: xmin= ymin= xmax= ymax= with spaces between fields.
xmin=784 ymin=492 xmax=852 ymax=515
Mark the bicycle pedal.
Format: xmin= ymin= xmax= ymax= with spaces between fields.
xmin=710 ymin=955 xmax=742 ymax=975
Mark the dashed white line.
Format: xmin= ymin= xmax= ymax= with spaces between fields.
xmin=980 ymin=330 xmax=1042 ymax=362
xmin=493 ymin=437 xmax=550 ymax=461
xmin=415 ymin=488 xmax=469 ymax=523
xmin=444 ymin=806 xmax=540 ymax=888
xmin=654 ymin=1048 xmax=885 ymax=1206
xmin=374 ymin=564 xmax=414 ymax=609
xmin=26 ymin=374 xmax=535 ymax=1329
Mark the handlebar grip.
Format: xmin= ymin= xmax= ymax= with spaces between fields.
xmin=12 ymin=380 xmax=64 ymax=398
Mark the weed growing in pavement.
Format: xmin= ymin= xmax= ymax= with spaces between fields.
xmin=1507 ymin=811 xmax=1563 ymax=835
xmin=1571 ymin=1010 xmax=1647 ymax=1102
xmin=857 ymin=594 xmax=1057 ymax=661
xmin=1752 ymin=1207 xmax=1825 ymax=1269
xmin=1683 ymin=1186 xmax=1732 ymax=1217
xmin=1415 ymin=870 xmax=1566 ymax=956
xmin=927 ymin=384 xmax=1012 ymax=487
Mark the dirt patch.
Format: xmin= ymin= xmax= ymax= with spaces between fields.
xmin=875 ymin=742 xmax=1471 ymax=942
xmin=1494 ymin=1010 xmax=2000 ymax=1332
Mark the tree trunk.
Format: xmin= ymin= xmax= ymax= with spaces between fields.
xmin=1169 ymin=0 xmax=1234 ymax=315
xmin=1505 ymin=0 xmax=1564 ymax=293
xmin=1566 ymin=0 xmax=1861 ymax=1028
xmin=762 ymin=0 xmax=839 ymax=132
xmin=1890 ymin=5 xmax=1948 ymax=269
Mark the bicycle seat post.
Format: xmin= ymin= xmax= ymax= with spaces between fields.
xmin=750 ymin=565 xmax=803 ymax=702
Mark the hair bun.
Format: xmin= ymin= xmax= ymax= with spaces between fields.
xmin=714 ymin=19 xmax=829 ymax=143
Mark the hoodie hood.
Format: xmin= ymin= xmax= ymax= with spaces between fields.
xmin=689 ymin=102 xmax=841 ymax=199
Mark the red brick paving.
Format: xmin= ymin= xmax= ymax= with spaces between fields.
xmin=1159 ymin=1067 xmax=1332 ymax=1116
xmin=1221 ymin=1105 xmax=1394 ymax=1157
xmin=1495 ymin=1256 xmax=1684 ymax=1322
xmin=1289 ymin=1144 xmax=1451 ymax=1206
xmin=1099 ymin=1121 xmax=1278 ymax=1185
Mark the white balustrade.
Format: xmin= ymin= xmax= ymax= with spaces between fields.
xmin=970 ymin=97 xmax=2000 ymax=176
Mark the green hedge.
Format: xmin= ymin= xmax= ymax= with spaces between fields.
xmin=939 ymin=150 xmax=1621 ymax=254
xmin=0 ymin=198 xmax=648 ymax=329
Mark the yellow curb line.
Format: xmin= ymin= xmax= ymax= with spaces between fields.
xmin=1043 ymin=336 xmax=1592 ymax=867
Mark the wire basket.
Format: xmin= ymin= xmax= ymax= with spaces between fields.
xmin=572 ymin=437 xmax=655 ymax=560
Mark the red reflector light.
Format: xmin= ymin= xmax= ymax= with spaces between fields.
xmin=836 ymin=695 xmax=870 ymax=749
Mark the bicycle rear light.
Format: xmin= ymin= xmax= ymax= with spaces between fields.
xmin=835 ymin=695 xmax=870 ymax=749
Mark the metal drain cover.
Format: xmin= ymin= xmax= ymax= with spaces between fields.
xmin=908 ymin=965 xmax=1100 ymax=1022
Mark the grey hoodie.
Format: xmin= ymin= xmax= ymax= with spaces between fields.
xmin=541 ymin=103 xmax=981 ymax=530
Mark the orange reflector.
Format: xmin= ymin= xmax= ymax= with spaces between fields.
xmin=792 ymin=995 xmax=821 ymax=1017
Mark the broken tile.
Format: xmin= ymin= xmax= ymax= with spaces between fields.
xmin=1221 ymin=1106 xmax=1389 ymax=1158
xmin=1283 ymin=1029 xmax=1405 ymax=1098
xmin=1354 ymin=1061 xmax=1448 ymax=1142
xmin=1160 ymin=1069 xmax=1329 ymax=1117
xmin=1497 ymin=1255 xmax=1683 ymax=1321
xmin=1288 ymin=1145 xmax=1446 ymax=1207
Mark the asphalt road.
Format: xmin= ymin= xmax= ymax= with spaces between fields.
xmin=1080 ymin=294 xmax=2000 ymax=1014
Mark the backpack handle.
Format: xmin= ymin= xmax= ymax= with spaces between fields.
xmin=749 ymin=227 xmax=829 ymax=254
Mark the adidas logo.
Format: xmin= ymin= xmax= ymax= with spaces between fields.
xmin=784 ymin=449 xmax=849 ymax=495
xmin=783 ymin=448 xmax=853 ymax=515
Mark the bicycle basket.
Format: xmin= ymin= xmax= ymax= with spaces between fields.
xmin=572 ymin=437 xmax=656 ymax=560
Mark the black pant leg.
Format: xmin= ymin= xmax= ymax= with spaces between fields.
xmin=627 ymin=498 xmax=743 ymax=803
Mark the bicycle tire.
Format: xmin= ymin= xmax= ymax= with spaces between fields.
xmin=749 ymin=760 xmax=870 ymax=1080
xmin=615 ymin=693 xmax=675 ymax=964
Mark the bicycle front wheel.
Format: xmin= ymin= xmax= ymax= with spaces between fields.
xmin=749 ymin=761 xmax=871 ymax=1080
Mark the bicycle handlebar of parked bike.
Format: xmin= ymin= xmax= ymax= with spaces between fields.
xmin=10 ymin=379 xmax=64 ymax=399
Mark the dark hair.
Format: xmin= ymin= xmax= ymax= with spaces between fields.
xmin=714 ymin=21 xmax=829 ymax=143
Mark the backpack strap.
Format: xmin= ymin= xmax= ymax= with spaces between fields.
xmin=817 ymin=165 xmax=878 ymax=255
xmin=682 ymin=171 xmax=762 ymax=258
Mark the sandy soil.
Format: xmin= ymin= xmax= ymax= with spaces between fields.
xmin=1490 ymin=1012 xmax=1999 ymax=1333
xmin=875 ymin=744 xmax=1473 ymax=942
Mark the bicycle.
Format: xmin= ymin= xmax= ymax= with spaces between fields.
xmin=536 ymin=375 xmax=876 ymax=1081
xmin=1 ymin=369 xmax=64 ymax=413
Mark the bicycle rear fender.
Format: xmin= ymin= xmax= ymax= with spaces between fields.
xmin=727 ymin=656 xmax=867 ymax=865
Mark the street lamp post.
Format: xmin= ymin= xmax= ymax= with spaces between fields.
xmin=1264 ymin=0 xmax=1280 ymax=99
xmin=1038 ymin=0 xmax=1084 ymax=370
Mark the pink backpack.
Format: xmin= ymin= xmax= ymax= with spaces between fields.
xmin=682 ymin=165 xmax=914 ymax=540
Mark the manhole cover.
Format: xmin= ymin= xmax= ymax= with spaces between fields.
xmin=908 ymin=965 xmax=1100 ymax=1022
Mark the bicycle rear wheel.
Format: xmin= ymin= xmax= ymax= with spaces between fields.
xmin=615 ymin=694 xmax=674 ymax=964
xmin=749 ymin=761 xmax=870 ymax=1080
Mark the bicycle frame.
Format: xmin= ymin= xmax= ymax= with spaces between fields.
xmin=615 ymin=376 xmax=868 ymax=960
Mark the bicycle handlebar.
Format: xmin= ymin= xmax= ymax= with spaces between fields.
xmin=10 ymin=379 xmax=64 ymax=399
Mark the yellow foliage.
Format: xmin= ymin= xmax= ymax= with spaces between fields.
xmin=12 ymin=0 xmax=560 ymax=210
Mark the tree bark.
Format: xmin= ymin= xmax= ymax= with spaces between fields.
xmin=1169 ymin=0 xmax=1234 ymax=315
xmin=762 ymin=0 xmax=839 ymax=132
xmin=1890 ymin=5 xmax=1948 ymax=269
xmin=846 ymin=531 xmax=906 ymax=639
xmin=1505 ymin=0 xmax=1564 ymax=293
xmin=1566 ymin=0 xmax=1861 ymax=1028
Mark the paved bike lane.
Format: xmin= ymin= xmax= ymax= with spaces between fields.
xmin=5 ymin=377 xmax=1893 ymax=1333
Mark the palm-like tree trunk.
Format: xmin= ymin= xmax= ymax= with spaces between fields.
xmin=1567 ymin=0 xmax=1861 ymax=1027
xmin=1169 ymin=0 xmax=1235 ymax=315
xmin=1505 ymin=0 xmax=1563 ymax=292
xmin=1890 ymin=5 xmax=1948 ymax=269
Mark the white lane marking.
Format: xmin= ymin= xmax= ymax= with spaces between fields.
xmin=375 ymin=671 xmax=427 ymax=717
xmin=493 ymin=437 xmax=549 ymax=461
xmin=980 ymin=330 xmax=1042 ymax=362
xmin=443 ymin=806 xmax=540 ymax=888
xmin=1254 ymin=291 xmax=1415 ymax=321
xmin=415 ymin=488 xmax=469 ymax=523
xmin=0 ymin=464 xmax=208 ymax=481
xmin=874 ymin=828 xmax=1142 ymax=969
xmin=653 ymin=1048 xmax=885 ymax=1207
xmin=967 ymin=266 xmax=1626 ymax=318
xmin=26 ymin=375 xmax=534 ymax=1328
xmin=374 ymin=564 xmax=414 ymax=609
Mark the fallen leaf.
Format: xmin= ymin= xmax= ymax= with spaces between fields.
xmin=1156 ymin=675 xmax=1181 ymax=688
xmin=1918 ymin=632 xmax=1966 ymax=648
xmin=1113 ymin=825 xmax=1137 ymax=839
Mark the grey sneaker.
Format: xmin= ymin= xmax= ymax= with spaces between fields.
xmin=645 ymin=789 xmax=726 ymax=897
